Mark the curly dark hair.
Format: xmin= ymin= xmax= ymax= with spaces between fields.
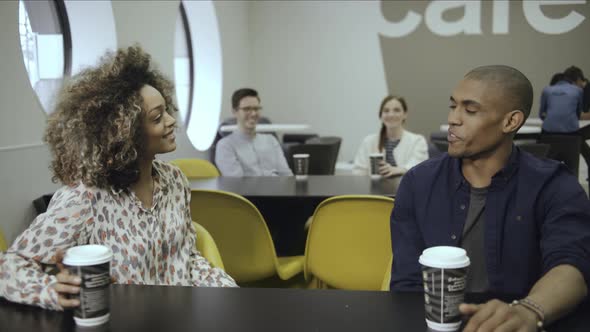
xmin=44 ymin=45 xmax=177 ymax=189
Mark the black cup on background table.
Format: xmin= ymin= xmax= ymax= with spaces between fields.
xmin=419 ymin=246 xmax=470 ymax=332
xmin=369 ymin=153 xmax=384 ymax=179
xmin=63 ymin=245 xmax=113 ymax=327
xmin=293 ymin=153 xmax=310 ymax=180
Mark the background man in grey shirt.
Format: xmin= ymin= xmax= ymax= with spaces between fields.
xmin=215 ymin=88 xmax=293 ymax=176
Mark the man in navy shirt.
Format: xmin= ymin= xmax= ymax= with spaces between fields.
xmin=390 ymin=65 xmax=590 ymax=331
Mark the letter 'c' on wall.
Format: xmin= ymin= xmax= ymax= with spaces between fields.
xmin=181 ymin=0 xmax=223 ymax=151
xmin=523 ymin=0 xmax=586 ymax=35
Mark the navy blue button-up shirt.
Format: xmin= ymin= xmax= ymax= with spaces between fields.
xmin=390 ymin=146 xmax=590 ymax=297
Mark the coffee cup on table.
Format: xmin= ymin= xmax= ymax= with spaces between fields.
xmin=293 ymin=153 xmax=310 ymax=180
xmin=419 ymin=246 xmax=470 ymax=332
xmin=63 ymin=245 xmax=113 ymax=327
xmin=369 ymin=153 xmax=384 ymax=179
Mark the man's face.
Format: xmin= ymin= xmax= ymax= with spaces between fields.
xmin=233 ymin=96 xmax=261 ymax=132
xmin=447 ymin=79 xmax=509 ymax=159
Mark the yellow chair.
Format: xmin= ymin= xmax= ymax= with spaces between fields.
xmin=169 ymin=159 xmax=220 ymax=179
xmin=190 ymin=189 xmax=304 ymax=283
xmin=0 ymin=228 xmax=7 ymax=252
xmin=304 ymin=195 xmax=394 ymax=291
xmin=193 ymin=222 xmax=225 ymax=270
xmin=380 ymin=255 xmax=393 ymax=291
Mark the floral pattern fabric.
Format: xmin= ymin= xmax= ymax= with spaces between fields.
xmin=0 ymin=160 xmax=236 ymax=310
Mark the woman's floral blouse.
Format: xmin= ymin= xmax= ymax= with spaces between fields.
xmin=0 ymin=160 xmax=236 ymax=310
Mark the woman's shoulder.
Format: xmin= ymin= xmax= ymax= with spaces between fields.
xmin=362 ymin=133 xmax=379 ymax=144
xmin=50 ymin=181 xmax=104 ymax=209
xmin=153 ymin=159 xmax=184 ymax=178
xmin=153 ymin=159 xmax=189 ymax=187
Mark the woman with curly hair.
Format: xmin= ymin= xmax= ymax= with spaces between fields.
xmin=0 ymin=46 xmax=236 ymax=311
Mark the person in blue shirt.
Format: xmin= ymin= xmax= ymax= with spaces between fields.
xmin=390 ymin=65 xmax=590 ymax=332
xmin=539 ymin=66 xmax=590 ymax=188
xmin=539 ymin=66 xmax=587 ymax=131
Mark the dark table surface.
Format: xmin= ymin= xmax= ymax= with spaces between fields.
xmin=1 ymin=285 xmax=588 ymax=332
xmin=190 ymin=175 xmax=401 ymax=197
xmin=189 ymin=175 xmax=401 ymax=256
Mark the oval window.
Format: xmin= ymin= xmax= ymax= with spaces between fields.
xmin=18 ymin=0 xmax=70 ymax=114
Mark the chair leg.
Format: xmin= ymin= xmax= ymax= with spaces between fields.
xmin=306 ymin=276 xmax=327 ymax=289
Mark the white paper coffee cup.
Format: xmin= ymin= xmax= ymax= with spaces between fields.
xmin=419 ymin=246 xmax=470 ymax=332
xmin=293 ymin=153 xmax=310 ymax=180
xmin=63 ymin=245 xmax=113 ymax=327
xmin=369 ymin=153 xmax=384 ymax=179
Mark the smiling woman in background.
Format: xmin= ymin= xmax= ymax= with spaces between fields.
xmin=0 ymin=45 xmax=236 ymax=311
xmin=353 ymin=95 xmax=428 ymax=177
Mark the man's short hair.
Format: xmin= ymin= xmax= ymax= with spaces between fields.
xmin=464 ymin=65 xmax=533 ymax=119
xmin=232 ymin=88 xmax=259 ymax=110
xmin=563 ymin=66 xmax=585 ymax=83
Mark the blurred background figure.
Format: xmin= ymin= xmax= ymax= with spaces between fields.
xmin=215 ymin=88 xmax=293 ymax=177
xmin=353 ymin=95 xmax=428 ymax=177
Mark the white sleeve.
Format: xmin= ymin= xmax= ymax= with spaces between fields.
xmin=352 ymin=135 xmax=372 ymax=175
xmin=400 ymin=135 xmax=428 ymax=170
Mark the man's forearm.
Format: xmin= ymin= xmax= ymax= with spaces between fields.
xmin=526 ymin=264 xmax=587 ymax=324
xmin=580 ymin=112 xmax=590 ymax=120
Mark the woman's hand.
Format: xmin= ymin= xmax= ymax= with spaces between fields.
xmin=51 ymin=250 xmax=81 ymax=309
xmin=378 ymin=161 xmax=405 ymax=178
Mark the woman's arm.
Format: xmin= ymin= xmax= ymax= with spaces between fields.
xmin=0 ymin=185 xmax=93 ymax=310
xmin=399 ymin=134 xmax=428 ymax=171
xmin=352 ymin=135 xmax=374 ymax=175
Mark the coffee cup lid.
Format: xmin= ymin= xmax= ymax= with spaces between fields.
xmin=63 ymin=245 xmax=112 ymax=266
xmin=293 ymin=153 xmax=309 ymax=158
xmin=419 ymin=246 xmax=470 ymax=269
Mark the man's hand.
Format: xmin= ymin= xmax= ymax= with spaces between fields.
xmin=460 ymin=299 xmax=538 ymax=332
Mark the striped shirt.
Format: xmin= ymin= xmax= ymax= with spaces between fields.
xmin=384 ymin=139 xmax=400 ymax=166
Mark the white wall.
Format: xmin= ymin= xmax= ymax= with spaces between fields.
xmin=249 ymin=1 xmax=389 ymax=162
xmin=0 ymin=1 xmax=59 ymax=243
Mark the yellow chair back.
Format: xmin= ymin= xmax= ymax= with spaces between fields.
xmin=190 ymin=189 xmax=280 ymax=283
xmin=169 ymin=159 xmax=220 ymax=179
xmin=304 ymin=195 xmax=394 ymax=291
xmin=0 ymin=228 xmax=7 ymax=252
xmin=192 ymin=222 xmax=224 ymax=270
xmin=381 ymin=255 xmax=393 ymax=291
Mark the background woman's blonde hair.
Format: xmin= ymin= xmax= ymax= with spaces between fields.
xmin=44 ymin=45 xmax=177 ymax=189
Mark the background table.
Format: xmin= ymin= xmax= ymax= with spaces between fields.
xmin=190 ymin=176 xmax=401 ymax=256
xmin=219 ymin=123 xmax=310 ymax=133
xmin=1 ymin=285 xmax=588 ymax=331
xmin=440 ymin=124 xmax=541 ymax=139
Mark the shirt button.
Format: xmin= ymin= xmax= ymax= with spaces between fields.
xmin=516 ymin=215 xmax=522 ymax=221
xmin=460 ymin=204 xmax=466 ymax=210
xmin=451 ymin=234 xmax=457 ymax=240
